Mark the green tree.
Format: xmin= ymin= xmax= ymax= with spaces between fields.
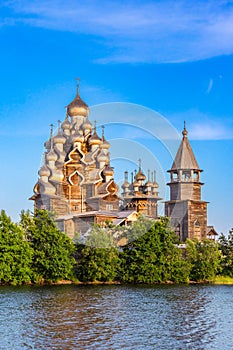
xmin=186 ymin=239 xmax=221 ymax=281
xmin=120 ymin=218 xmax=189 ymax=283
xmin=122 ymin=214 xmax=154 ymax=243
xmin=218 ymin=230 xmax=233 ymax=277
xmin=0 ymin=210 xmax=33 ymax=285
xmin=20 ymin=209 xmax=75 ymax=283
xmin=75 ymin=224 xmax=120 ymax=282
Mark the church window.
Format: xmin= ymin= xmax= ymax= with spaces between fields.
xmin=172 ymin=172 xmax=178 ymax=181
xmin=194 ymin=219 xmax=201 ymax=240
xmin=194 ymin=172 xmax=198 ymax=181
xmin=106 ymin=204 xmax=113 ymax=210
xmin=182 ymin=170 xmax=191 ymax=181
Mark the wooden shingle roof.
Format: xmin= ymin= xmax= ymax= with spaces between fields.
xmin=171 ymin=127 xmax=200 ymax=170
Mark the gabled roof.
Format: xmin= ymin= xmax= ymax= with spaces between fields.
xmin=171 ymin=126 xmax=200 ymax=170
xmin=207 ymin=226 xmax=218 ymax=236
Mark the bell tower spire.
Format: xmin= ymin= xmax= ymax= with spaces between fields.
xmin=182 ymin=121 xmax=188 ymax=137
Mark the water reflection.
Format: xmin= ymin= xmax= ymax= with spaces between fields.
xmin=0 ymin=285 xmax=232 ymax=349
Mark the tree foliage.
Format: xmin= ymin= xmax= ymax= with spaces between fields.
xmin=185 ymin=239 xmax=221 ymax=281
xmin=120 ymin=218 xmax=190 ymax=283
xmin=122 ymin=214 xmax=154 ymax=243
xmin=218 ymin=230 xmax=233 ymax=277
xmin=20 ymin=209 xmax=75 ymax=283
xmin=75 ymin=224 xmax=119 ymax=282
xmin=0 ymin=210 xmax=33 ymax=285
xmin=1 ymin=208 xmax=232 ymax=285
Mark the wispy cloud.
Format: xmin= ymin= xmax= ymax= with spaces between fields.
xmin=206 ymin=79 xmax=214 ymax=94
xmin=168 ymin=109 xmax=233 ymax=140
xmin=2 ymin=0 xmax=233 ymax=63
xmin=189 ymin=122 xmax=233 ymax=140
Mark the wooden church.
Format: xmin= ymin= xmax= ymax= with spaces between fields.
xmin=31 ymin=83 xmax=209 ymax=241
xmin=30 ymin=83 xmax=161 ymax=237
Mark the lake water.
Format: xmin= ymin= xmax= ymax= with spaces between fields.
xmin=0 ymin=284 xmax=232 ymax=349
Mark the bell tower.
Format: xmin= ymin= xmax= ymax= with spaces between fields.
xmin=165 ymin=124 xmax=208 ymax=241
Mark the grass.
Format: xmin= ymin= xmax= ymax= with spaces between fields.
xmin=210 ymin=275 xmax=233 ymax=284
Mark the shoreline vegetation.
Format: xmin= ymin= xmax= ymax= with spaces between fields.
xmin=2 ymin=279 xmax=233 ymax=287
xmin=43 ymin=278 xmax=233 ymax=285
xmin=0 ymin=209 xmax=233 ymax=287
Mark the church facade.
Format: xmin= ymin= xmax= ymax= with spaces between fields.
xmin=31 ymin=85 xmax=208 ymax=241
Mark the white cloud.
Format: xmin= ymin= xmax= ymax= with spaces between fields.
xmin=2 ymin=0 xmax=233 ymax=63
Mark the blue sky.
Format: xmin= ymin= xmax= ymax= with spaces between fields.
xmin=0 ymin=0 xmax=233 ymax=234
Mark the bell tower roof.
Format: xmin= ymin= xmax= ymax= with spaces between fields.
xmin=171 ymin=123 xmax=200 ymax=171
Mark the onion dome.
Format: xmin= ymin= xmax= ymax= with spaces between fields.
xmin=152 ymin=181 xmax=159 ymax=189
xmin=103 ymin=164 xmax=114 ymax=176
xmin=62 ymin=114 xmax=71 ymax=131
xmin=88 ymin=130 xmax=102 ymax=146
xmin=151 ymin=170 xmax=159 ymax=188
xmin=44 ymin=139 xmax=51 ymax=150
xmin=122 ymin=171 xmax=130 ymax=188
xmin=100 ymin=125 xmax=110 ymax=149
xmin=133 ymin=179 xmax=140 ymax=187
xmin=66 ymin=92 xmax=89 ymax=117
xmin=44 ymin=123 xmax=54 ymax=150
xmin=38 ymin=164 xmax=50 ymax=177
xmin=135 ymin=169 xmax=146 ymax=182
xmin=145 ymin=180 xmax=153 ymax=187
xmin=122 ymin=181 xmax=130 ymax=189
xmin=47 ymin=148 xmax=57 ymax=162
xmin=82 ymin=117 xmax=92 ymax=133
xmin=101 ymin=139 xmax=110 ymax=150
xmin=84 ymin=152 xmax=93 ymax=163
xmin=97 ymin=149 xmax=108 ymax=163
xmin=134 ymin=159 xmax=146 ymax=182
xmin=54 ymin=131 xmax=66 ymax=145
xmin=71 ymin=129 xmax=84 ymax=144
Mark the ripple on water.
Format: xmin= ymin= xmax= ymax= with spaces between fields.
xmin=0 ymin=284 xmax=233 ymax=350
